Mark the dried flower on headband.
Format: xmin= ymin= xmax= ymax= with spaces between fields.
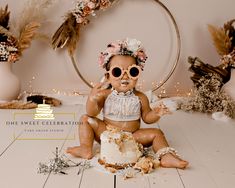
xmin=98 ymin=38 xmax=148 ymax=70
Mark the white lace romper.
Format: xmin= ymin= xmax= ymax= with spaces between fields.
xmin=103 ymin=89 xmax=141 ymax=121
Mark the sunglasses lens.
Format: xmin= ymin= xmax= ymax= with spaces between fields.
xmin=111 ymin=67 xmax=122 ymax=77
xmin=129 ymin=67 xmax=140 ymax=77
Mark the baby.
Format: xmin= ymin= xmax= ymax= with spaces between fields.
xmin=67 ymin=38 xmax=188 ymax=169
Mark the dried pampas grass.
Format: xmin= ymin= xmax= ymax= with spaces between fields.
xmin=0 ymin=0 xmax=56 ymax=57
xmin=208 ymin=24 xmax=232 ymax=56
xmin=11 ymin=0 xmax=55 ymax=35
xmin=17 ymin=22 xmax=41 ymax=55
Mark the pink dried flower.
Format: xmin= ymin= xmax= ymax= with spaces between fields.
xmin=98 ymin=38 xmax=148 ymax=70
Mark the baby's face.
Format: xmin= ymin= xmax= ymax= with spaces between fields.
xmin=107 ymin=55 xmax=140 ymax=93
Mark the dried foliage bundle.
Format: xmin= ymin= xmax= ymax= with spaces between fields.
xmin=208 ymin=19 xmax=235 ymax=56
xmin=52 ymin=0 xmax=117 ymax=56
xmin=180 ymin=74 xmax=235 ymax=118
xmin=0 ymin=0 xmax=55 ymax=59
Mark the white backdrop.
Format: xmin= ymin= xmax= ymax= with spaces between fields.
xmin=1 ymin=0 xmax=234 ymax=96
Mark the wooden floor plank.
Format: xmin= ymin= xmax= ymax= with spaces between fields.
xmin=45 ymin=115 xmax=114 ymax=188
xmin=0 ymin=105 xmax=83 ymax=188
xmin=79 ymin=168 xmax=114 ymax=188
xmin=0 ymin=139 xmax=66 ymax=188
xmin=147 ymin=168 xmax=185 ymax=188
xmin=117 ymin=176 xmax=150 ymax=188
xmin=174 ymin=111 xmax=235 ymax=188
xmin=0 ymin=109 xmax=25 ymax=157
xmin=1 ymin=105 xmax=235 ymax=188
xmin=159 ymin=111 xmax=227 ymax=188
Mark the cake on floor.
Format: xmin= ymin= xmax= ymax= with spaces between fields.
xmin=99 ymin=128 xmax=142 ymax=169
xmin=98 ymin=127 xmax=160 ymax=174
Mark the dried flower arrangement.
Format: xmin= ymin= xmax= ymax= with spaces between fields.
xmin=180 ymin=73 xmax=235 ymax=118
xmin=0 ymin=0 xmax=55 ymax=62
xmin=52 ymin=0 xmax=117 ymax=56
xmin=208 ymin=19 xmax=235 ymax=58
xmin=188 ymin=20 xmax=235 ymax=88
xmin=181 ymin=20 xmax=235 ymax=118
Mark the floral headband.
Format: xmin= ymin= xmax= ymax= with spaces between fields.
xmin=98 ymin=38 xmax=148 ymax=70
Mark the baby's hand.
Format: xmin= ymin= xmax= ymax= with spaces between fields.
xmin=153 ymin=102 xmax=171 ymax=116
xmin=89 ymin=82 xmax=109 ymax=102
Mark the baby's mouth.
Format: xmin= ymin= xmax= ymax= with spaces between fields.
xmin=120 ymin=80 xmax=130 ymax=87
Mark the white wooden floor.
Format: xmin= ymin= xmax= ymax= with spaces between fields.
xmin=0 ymin=105 xmax=235 ymax=188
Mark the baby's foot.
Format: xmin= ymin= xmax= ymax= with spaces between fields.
xmin=66 ymin=146 xmax=93 ymax=159
xmin=160 ymin=153 xmax=188 ymax=169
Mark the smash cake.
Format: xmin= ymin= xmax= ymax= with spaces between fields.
xmin=34 ymin=103 xmax=54 ymax=120
xmin=98 ymin=127 xmax=160 ymax=174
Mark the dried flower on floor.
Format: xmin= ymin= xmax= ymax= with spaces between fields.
xmin=27 ymin=95 xmax=62 ymax=107
xmin=180 ymin=73 xmax=235 ymax=118
xmin=38 ymin=147 xmax=83 ymax=175
xmin=0 ymin=101 xmax=37 ymax=109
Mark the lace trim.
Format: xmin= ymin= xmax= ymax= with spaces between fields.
xmin=156 ymin=147 xmax=180 ymax=160
xmin=103 ymin=89 xmax=141 ymax=121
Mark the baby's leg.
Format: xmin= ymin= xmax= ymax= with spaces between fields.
xmin=133 ymin=128 xmax=188 ymax=169
xmin=66 ymin=115 xmax=106 ymax=159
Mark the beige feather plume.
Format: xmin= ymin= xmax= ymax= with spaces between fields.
xmin=11 ymin=0 xmax=54 ymax=36
xmin=6 ymin=0 xmax=56 ymax=56
xmin=52 ymin=13 xmax=80 ymax=56
xmin=17 ymin=22 xmax=41 ymax=55
xmin=208 ymin=24 xmax=232 ymax=56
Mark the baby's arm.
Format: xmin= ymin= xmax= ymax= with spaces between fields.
xmin=138 ymin=92 xmax=169 ymax=124
xmin=86 ymin=82 xmax=109 ymax=117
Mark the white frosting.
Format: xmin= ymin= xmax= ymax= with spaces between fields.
xmin=100 ymin=130 xmax=142 ymax=165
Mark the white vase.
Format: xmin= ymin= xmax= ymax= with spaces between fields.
xmin=224 ymin=70 xmax=235 ymax=100
xmin=0 ymin=62 xmax=20 ymax=102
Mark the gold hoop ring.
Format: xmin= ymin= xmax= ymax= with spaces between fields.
xmin=70 ymin=0 xmax=181 ymax=92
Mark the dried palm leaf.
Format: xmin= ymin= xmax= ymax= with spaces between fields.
xmin=0 ymin=5 xmax=10 ymax=29
xmin=208 ymin=24 xmax=232 ymax=56
xmin=17 ymin=21 xmax=41 ymax=55
xmin=223 ymin=19 xmax=235 ymax=50
xmin=0 ymin=25 xmax=13 ymax=38
xmin=52 ymin=13 xmax=80 ymax=56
